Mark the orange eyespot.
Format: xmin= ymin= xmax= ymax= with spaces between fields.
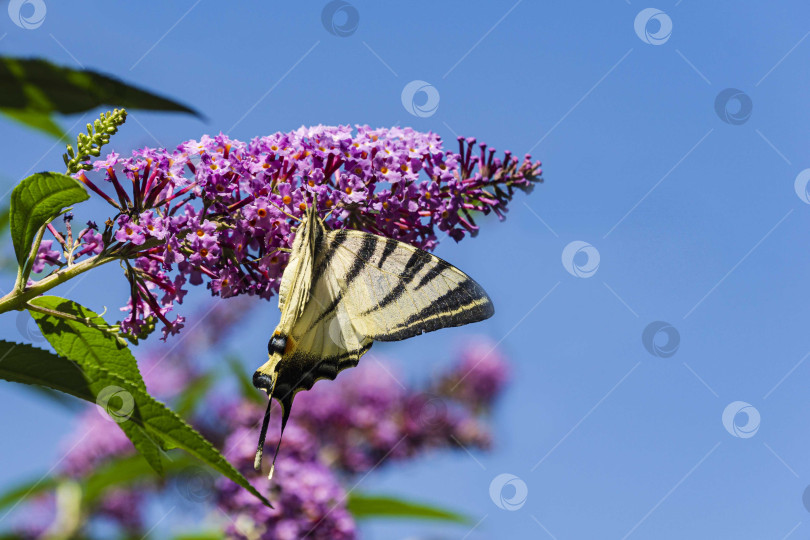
xmin=326 ymin=199 xmax=334 ymax=208
xmin=360 ymin=151 xmax=368 ymax=159
xmin=400 ymin=164 xmax=408 ymax=172
xmin=380 ymin=166 xmax=388 ymax=174
xmin=200 ymin=248 xmax=209 ymax=257
xmin=345 ymin=187 xmax=352 ymax=194
xmin=299 ymin=202 xmax=307 ymax=211
xmin=283 ymin=195 xmax=292 ymax=205
xmin=196 ymin=229 xmax=204 ymax=237
xmin=257 ymin=208 xmax=267 ymax=218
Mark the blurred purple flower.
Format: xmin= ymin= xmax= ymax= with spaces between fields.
xmin=436 ymin=337 xmax=510 ymax=410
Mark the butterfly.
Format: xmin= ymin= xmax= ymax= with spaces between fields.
xmin=251 ymin=204 xmax=494 ymax=477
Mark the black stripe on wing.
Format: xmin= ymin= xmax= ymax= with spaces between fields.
xmin=377 ymin=238 xmax=398 ymax=268
xmin=343 ymin=235 xmax=378 ymax=285
xmin=371 ymin=277 xmax=494 ymax=342
xmin=313 ymin=229 xmax=349 ymax=282
xmin=359 ymin=249 xmax=433 ymax=316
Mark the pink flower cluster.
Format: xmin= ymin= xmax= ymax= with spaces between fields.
xmin=33 ymin=126 xmax=541 ymax=339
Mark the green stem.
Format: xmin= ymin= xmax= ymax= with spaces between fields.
xmin=0 ymin=252 xmax=119 ymax=314
xmin=24 ymin=302 xmax=116 ymax=334
xmin=15 ymin=223 xmax=48 ymax=291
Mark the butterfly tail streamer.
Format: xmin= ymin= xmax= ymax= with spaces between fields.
xmin=254 ymin=399 xmax=273 ymax=471
xmin=267 ymin=391 xmax=294 ymax=480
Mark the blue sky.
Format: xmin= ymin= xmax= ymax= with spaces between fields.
xmin=2 ymin=1 xmax=810 ymax=538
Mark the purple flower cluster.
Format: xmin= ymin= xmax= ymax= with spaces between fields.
xmin=212 ymin=340 xmax=509 ymax=538
xmin=33 ymin=126 xmax=541 ymax=339
xmin=31 ymin=221 xmax=103 ymax=275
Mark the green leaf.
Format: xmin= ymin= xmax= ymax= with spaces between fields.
xmin=9 ymin=172 xmax=89 ymax=266
xmin=227 ymin=355 xmax=264 ymax=405
xmin=0 ymin=57 xmax=201 ymax=118
xmin=347 ymin=493 xmax=470 ymax=524
xmin=0 ymin=108 xmax=66 ymax=139
xmin=0 ymin=341 xmax=271 ymax=508
xmin=29 ymin=296 xmax=146 ymax=390
xmin=28 ymin=297 xmax=166 ymax=474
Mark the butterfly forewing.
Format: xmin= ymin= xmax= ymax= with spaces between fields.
xmin=324 ymin=230 xmax=495 ymax=342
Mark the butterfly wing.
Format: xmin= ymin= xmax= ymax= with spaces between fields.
xmin=324 ymin=229 xmax=495 ymax=342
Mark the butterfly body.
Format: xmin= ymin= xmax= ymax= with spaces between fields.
xmin=252 ymin=205 xmax=494 ymax=473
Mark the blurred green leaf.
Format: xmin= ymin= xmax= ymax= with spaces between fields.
xmin=9 ymin=172 xmax=89 ymax=266
xmin=0 ymin=57 xmax=201 ymax=119
xmin=0 ymin=108 xmax=66 ymax=139
xmin=347 ymin=493 xmax=470 ymax=524
xmin=0 ymin=204 xmax=9 ymax=237
xmin=174 ymin=373 xmax=215 ymax=418
xmin=227 ymin=355 xmax=264 ymax=405
xmin=0 ymin=476 xmax=59 ymax=512
xmin=82 ymin=453 xmax=196 ymax=505
xmin=0 ymin=341 xmax=271 ymax=508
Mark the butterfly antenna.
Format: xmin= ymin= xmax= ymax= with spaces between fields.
xmin=253 ymin=399 xmax=273 ymax=471
xmin=266 ymin=199 xmax=302 ymax=223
